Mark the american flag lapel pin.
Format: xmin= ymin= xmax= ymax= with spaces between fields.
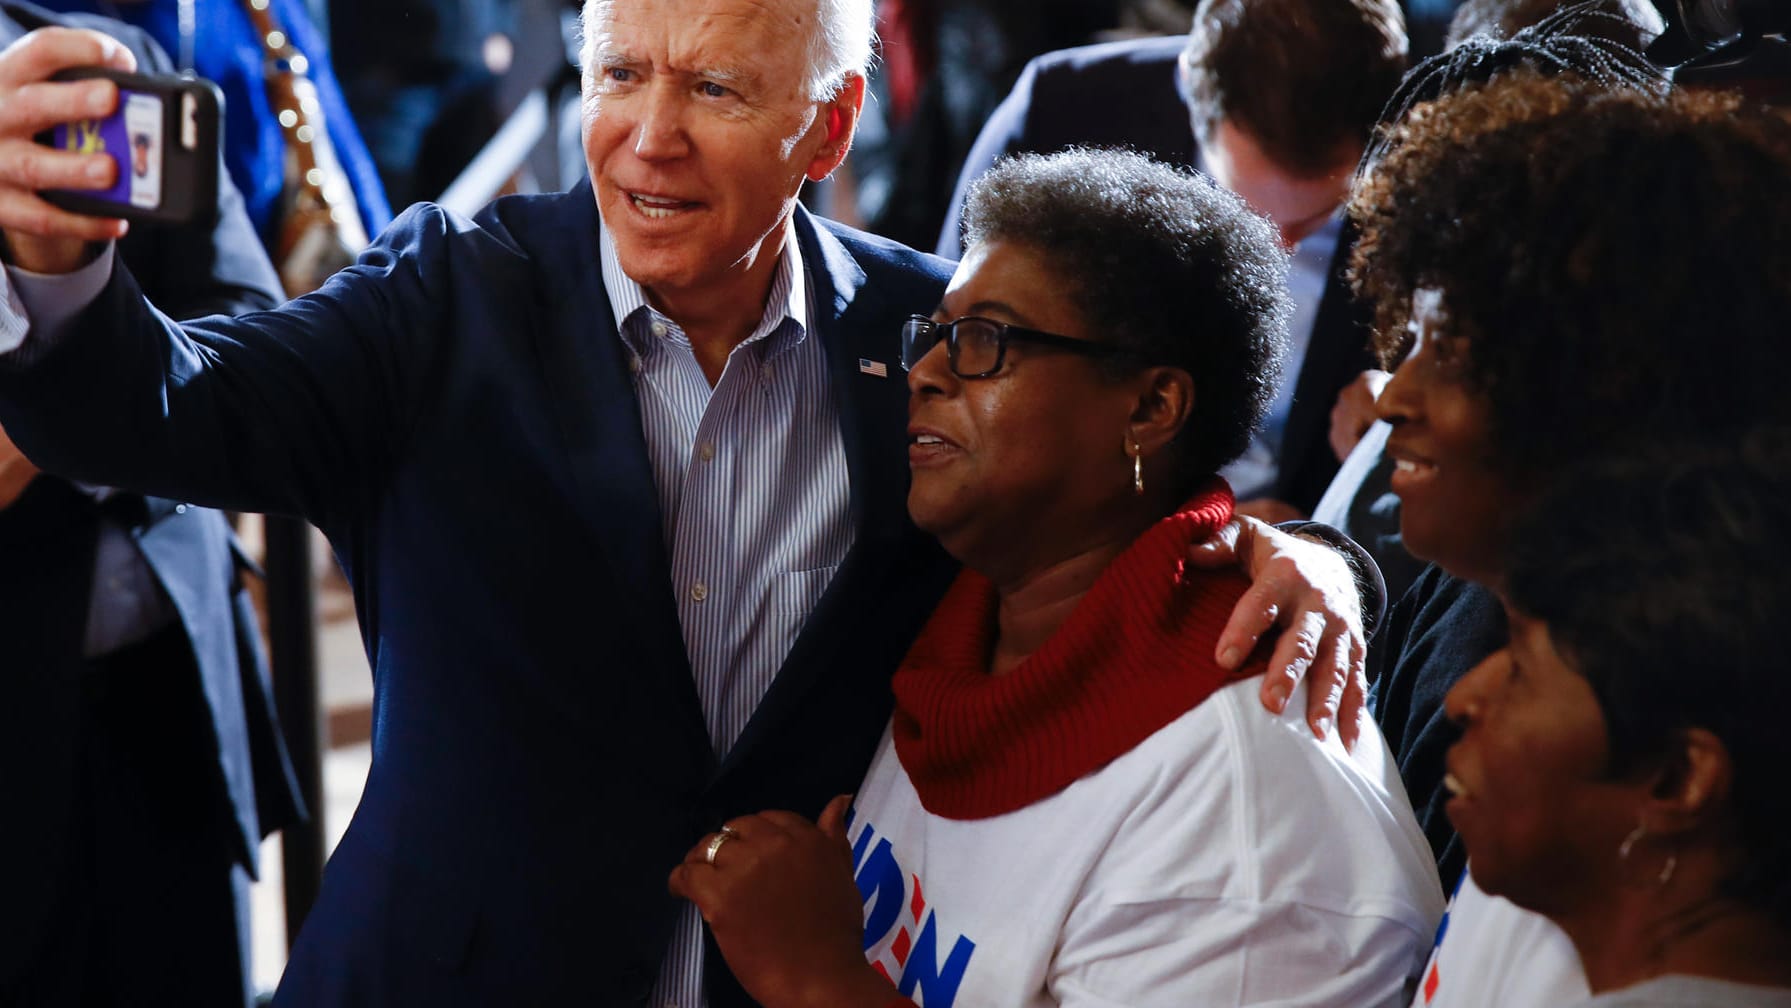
xmin=858 ymin=358 xmax=889 ymax=378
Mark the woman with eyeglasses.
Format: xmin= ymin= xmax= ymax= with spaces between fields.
xmin=669 ymin=148 xmax=1442 ymax=1008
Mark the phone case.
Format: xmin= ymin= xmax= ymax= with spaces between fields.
xmin=38 ymin=68 xmax=222 ymax=226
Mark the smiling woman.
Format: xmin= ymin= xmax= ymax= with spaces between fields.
xmin=668 ymin=148 xmax=1444 ymax=1008
xmin=1444 ymin=431 xmax=1791 ymax=1004
xmin=1349 ymin=63 xmax=1791 ymax=1008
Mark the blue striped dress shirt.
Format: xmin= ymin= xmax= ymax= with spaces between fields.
xmin=599 ymin=220 xmax=854 ymax=1008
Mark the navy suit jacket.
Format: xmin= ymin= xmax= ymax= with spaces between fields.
xmin=0 ymin=182 xmax=958 ymax=1004
xmin=937 ymin=36 xmax=1377 ymax=514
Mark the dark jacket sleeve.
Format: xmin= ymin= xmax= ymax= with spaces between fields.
xmin=0 ymin=199 xmax=497 ymax=524
xmin=1367 ymin=565 xmax=1508 ymax=893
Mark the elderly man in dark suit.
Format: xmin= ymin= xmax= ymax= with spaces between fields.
xmin=0 ymin=3 xmax=303 ymax=1005
xmin=940 ymin=0 xmax=1408 ymax=524
xmin=0 ymin=0 xmax=1378 ymax=1003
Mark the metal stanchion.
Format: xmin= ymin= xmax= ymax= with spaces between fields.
xmin=264 ymin=514 xmax=324 ymax=945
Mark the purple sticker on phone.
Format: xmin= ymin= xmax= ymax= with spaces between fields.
xmin=49 ymin=88 xmax=164 ymax=209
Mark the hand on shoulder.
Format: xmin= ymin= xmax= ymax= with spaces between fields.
xmin=1187 ymin=516 xmax=1371 ymax=749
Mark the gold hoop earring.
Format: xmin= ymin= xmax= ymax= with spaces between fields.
xmin=1618 ymin=824 xmax=1678 ymax=887
xmin=1127 ymin=436 xmax=1144 ymax=496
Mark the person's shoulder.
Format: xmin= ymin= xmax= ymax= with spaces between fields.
xmin=994 ymin=34 xmax=1198 ymax=173
xmin=378 ymin=189 xmax=597 ymax=269
xmin=1098 ymin=680 xmax=1441 ymax=924
xmin=1113 ymin=677 xmax=1378 ymax=816
xmin=1403 ymin=564 xmax=1493 ymax=613
xmin=1387 ymin=566 xmax=1505 ymax=673
xmin=473 ymin=187 xmax=599 ymax=244
xmin=1204 ymin=676 xmax=1398 ymax=791
xmin=2 ymin=0 xmax=92 ymax=33
xmin=1027 ymin=34 xmax=1188 ymax=82
xmin=1372 ymin=563 xmax=1503 ymax=728
xmin=2 ymin=0 xmax=166 ymax=69
xmin=808 ymin=213 xmax=954 ymax=286
xmin=1216 ymin=677 xmax=1438 ymax=899
xmin=1423 ymin=872 xmax=1586 ymax=1008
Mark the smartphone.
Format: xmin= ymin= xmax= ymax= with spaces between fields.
xmin=37 ymin=67 xmax=222 ymax=226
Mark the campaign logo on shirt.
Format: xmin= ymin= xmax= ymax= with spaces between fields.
xmin=850 ymin=810 xmax=977 ymax=1007
xmin=1419 ymin=873 xmax=1461 ymax=1004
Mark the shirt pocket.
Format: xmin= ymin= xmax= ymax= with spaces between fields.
xmin=771 ymin=564 xmax=840 ymax=616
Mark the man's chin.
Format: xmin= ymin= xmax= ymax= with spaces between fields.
xmin=608 ymin=234 xmax=703 ymax=293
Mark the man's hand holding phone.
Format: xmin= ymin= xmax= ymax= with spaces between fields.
xmin=0 ymin=27 xmax=139 ymax=272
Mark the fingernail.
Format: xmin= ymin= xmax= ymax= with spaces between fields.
xmin=1267 ymin=686 xmax=1288 ymax=713
xmin=1218 ymin=646 xmax=1241 ymax=668
xmin=1313 ymin=715 xmax=1333 ymax=740
xmin=85 ymin=158 xmax=109 ymax=181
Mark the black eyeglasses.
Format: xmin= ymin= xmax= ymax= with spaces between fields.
xmin=900 ymin=315 xmax=1129 ymax=379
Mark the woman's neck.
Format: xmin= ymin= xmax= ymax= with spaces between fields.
xmin=1565 ymin=882 xmax=1791 ymax=994
xmin=986 ymin=508 xmax=1164 ymax=676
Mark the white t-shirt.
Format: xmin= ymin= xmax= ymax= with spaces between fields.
xmin=1410 ymin=870 xmax=1587 ymax=1007
xmin=847 ymin=678 xmax=1445 ymax=1007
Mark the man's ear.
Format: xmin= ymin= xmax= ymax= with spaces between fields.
xmin=805 ymin=74 xmax=864 ymax=182
xmin=1639 ymin=727 xmax=1733 ymax=839
xmin=1127 ymin=366 xmax=1195 ymax=456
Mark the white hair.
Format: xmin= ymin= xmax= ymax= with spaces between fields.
xmin=580 ymin=0 xmax=875 ymax=101
xmin=805 ymin=0 xmax=876 ymax=99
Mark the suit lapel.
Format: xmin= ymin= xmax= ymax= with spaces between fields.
xmin=527 ymin=182 xmax=707 ymax=746
xmin=133 ymin=502 xmax=264 ymax=863
xmin=804 ymin=210 xmax=913 ymax=542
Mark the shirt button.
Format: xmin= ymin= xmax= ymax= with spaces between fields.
xmin=629 ymin=354 xmax=643 ymax=375
xmin=649 ymin=320 xmax=668 ymax=338
xmin=690 ymin=581 xmax=708 ymax=603
xmin=698 ymin=442 xmax=715 ymax=462
xmin=174 ymin=503 xmax=188 ymax=514
xmin=760 ymin=363 xmax=774 ymax=381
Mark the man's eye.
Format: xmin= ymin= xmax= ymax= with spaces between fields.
xmin=698 ymin=81 xmax=730 ymax=98
xmin=605 ymin=67 xmax=634 ymax=83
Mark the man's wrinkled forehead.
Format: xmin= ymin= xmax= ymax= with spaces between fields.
xmin=582 ymin=0 xmax=811 ymax=78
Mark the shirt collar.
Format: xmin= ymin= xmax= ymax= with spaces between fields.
xmin=1295 ymin=211 xmax=1344 ymax=260
xmin=598 ymin=213 xmax=809 ymax=356
xmin=1191 ymin=149 xmax=1346 ymax=257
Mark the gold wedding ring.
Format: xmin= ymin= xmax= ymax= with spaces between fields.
xmin=703 ymin=825 xmax=738 ymax=866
